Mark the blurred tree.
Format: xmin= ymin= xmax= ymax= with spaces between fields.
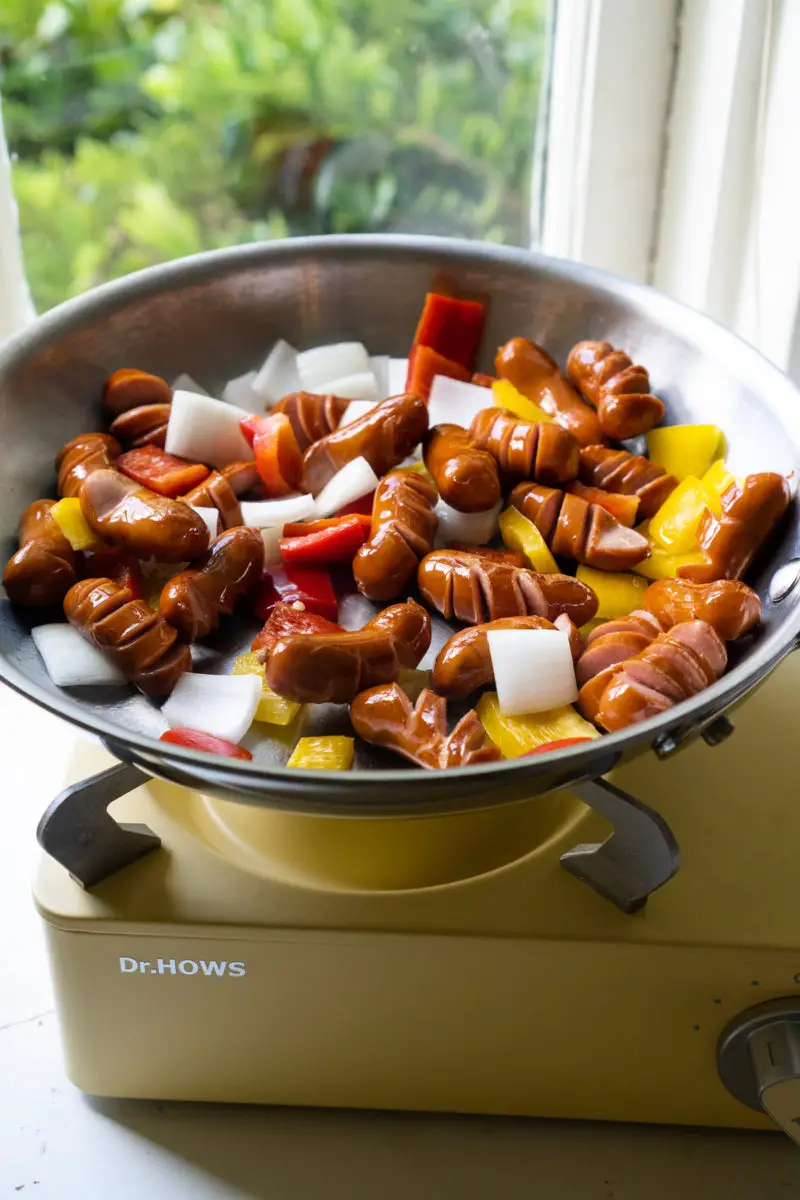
xmin=0 ymin=0 xmax=548 ymax=312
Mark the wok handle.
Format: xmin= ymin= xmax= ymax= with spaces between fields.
xmin=37 ymin=761 xmax=160 ymax=889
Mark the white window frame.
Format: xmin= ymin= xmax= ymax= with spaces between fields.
xmin=0 ymin=100 xmax=34 ymax=341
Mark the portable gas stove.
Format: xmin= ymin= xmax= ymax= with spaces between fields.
xmin=32 ymin=649 xmax=800 ymax=1139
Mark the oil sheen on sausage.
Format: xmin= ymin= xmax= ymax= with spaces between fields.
xmin=159 ymin=527 xmax=264 ymax=641
xmin=301 ymin=393 xmax=429 ymax=494
xmin=3 ymin=500 xmax=78 ymax=607
xmin=80 ymin=468 xmax=210 ymax=562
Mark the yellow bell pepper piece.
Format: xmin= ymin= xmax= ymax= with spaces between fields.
xmin=50 ymin=497 xmax=97 ymax=551
xmin=649 ymin=475 xmax=717 ymax=552
xmin=491 ymin=379 xmax=552 ymax=424
xmin=406 ymin=459 xmax=435 ymax=483
xmin=580 ymin=616 xmax=607 ymax=639
xmin=575 ymin=566 xmax=649 ymax=619
xmin=498 ymin=506 xmax=559 ymax=573
xmin=633 ymin=546 xmax=706 ymax=581
xmin=702 ymin=459 xmax=737 ymax=509
xmin=397 ymin=667 xmax=431 ymax=703
xmin=287 ymin=736 xmax=354 ymax=770
xmin=646 ymin=424 xmax=723 ymax=482
xmin=477 ymin=693 xmax=599 ymax=758
xmin=231 ymin=652 xmax=304 ymax=726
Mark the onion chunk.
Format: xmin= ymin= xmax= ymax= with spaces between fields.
xmin=165 ymin=390 xmax=253 ymax=467
xmin=162 ymin=673 xmax=262 ymax=744
xmin=32 ymin=624 xmax=126 ymax=687
xmin=313 ymin=457 xmax=379 ymax=517
xmin=488 ymin=629 xmax=579 ymax=716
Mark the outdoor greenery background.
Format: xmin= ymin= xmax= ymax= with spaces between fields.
xmin=1 ymin=0 xmax=548 ymax=313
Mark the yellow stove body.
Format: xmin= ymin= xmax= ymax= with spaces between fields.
xmin=33 ymin=655 xmax=800 ymax=1130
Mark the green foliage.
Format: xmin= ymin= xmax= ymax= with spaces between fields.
xmin=1 ymin=0 xmax=548 ymax=312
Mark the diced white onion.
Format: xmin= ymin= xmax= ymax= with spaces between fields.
xmin=488 ymin=629 xmax=579 ymax=717
xmin=32 ymin=624 xmax=126 ymax=688
xmin=165 ymin=390 xmax=253 ymax=468
xmin=297 ymin=342 xmax=370 ymax=391
xmin=260 ymin=526 xmax=284 ymax=566
xmin=251 ymin=339 xmax=302 ymax=406
xmin=313 ymin=457 xmax=379 ymax=517
xmin=191 ymin=506 xmax=219 ymax=544
xmin=434 ymin=498 xmax=501 ymax=546
xmin=171 ymin=373 xmax=208 ymax=396
xmin=240 ymin=495 xmax=317 ymax=527
xmin=162 ymin=673 xmax=262 ymax=744
xmin=388 ymin=357 xmax=408 ymax=396
xmin=369 ymin=355 xmax=390 ymax=399
xmin=318 ymin=371 xmax=379 ymax=401
xmin=222 ymin=370 xmax=261 ymax=411
xmin=427 ymin=375 xmax=493 ymax=431
xmin=339 ymin=399 xmax=379 ymax=427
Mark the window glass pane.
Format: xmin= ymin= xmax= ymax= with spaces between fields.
xmin=1 ymin=0 xmax=550 ymax=313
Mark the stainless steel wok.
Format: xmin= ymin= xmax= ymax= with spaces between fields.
xmin=2 ymin=235 xmax=799 ymax=818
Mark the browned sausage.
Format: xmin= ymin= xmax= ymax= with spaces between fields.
xmin=103 ymin=368 xmax=172 ymax=417
xmin=273 ymin=392 xmax=350 ymax=451
xmin=471 ymin=373 xmax=497 ymax=388
xmin=180 ymin=461 xmax=260 ymax=530
xmin=109 ymin=403 xmax=172 ymax=449
xmin=417 ymin=550 xmax=598 ymax=627
xmin=79 ymin=469 xmax=209 ymax=563
xmin=469 ymin=408 xmax=580 ymax=486
xmin=446 ymin=543 xmax=525 ymax=567
xmin=495 ymin=337 xmax=603 ymax=447
xmin=64 ymin=577 xmax=191 ymax=696
xmin=577 ymin=620 xmax=727 ymax=730
xmin=422 ymin=423 xmax=500 ymax=513
xmin=566 ymin=341 xmax=664 ymax=439
xmin=579 ymin=445 xmax=676 ymax=519
xmin=301 ymin=393 xmax=429 ymax=494
xmin=432 ymin=614 xmax=577 ymax=699
xmin=3 ymin=500 xmax=78 ymax=607
xmin=641 ymin=578 xmax=761 ymax=640
xmin=677 ymin=473 xmax=791 ymax=584
xmin=350 ymin=685 xmax=501 ymax=769
xmin=352 ymin=469 xmax=438 ymax=601
xmin=56 ymin=433 xmax=121 ymax=498
xmin=158 ymin=527 xmax=264 ymax=641
xmin=266 ymin=599 xmax=431 ymax=704
xmin=509 ymin=481 xmax=650 ymax=570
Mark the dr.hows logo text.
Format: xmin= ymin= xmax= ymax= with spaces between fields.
xmin=119 ymin=957 xmax=246 ymax=977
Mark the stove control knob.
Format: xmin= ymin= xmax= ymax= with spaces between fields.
xmin=718 ymin=998 xmax=800 ymax=1142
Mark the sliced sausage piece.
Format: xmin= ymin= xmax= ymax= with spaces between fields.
xmin=3 ymin=500 xmax=78 ymax=607
xmin=566 ymin=341 xmax=664 ymax=439
xmin=353 ymin=469 xmax=438 ymax=601
xmin=578 ymin=445 xmax=677 ymax=519
xmin=509 ymin=481 xmax=650 ymax=569
xmin=641 ymin=578 xmax=760 ymax=641
xmin=423 ymin=423 xmax=500 ymax=513
xmin=350 ymin=685 xmax=500 ymax=769
xmin=56 ymin=433 xmax=121 ymax=498
xmin=469 ymin=408 xmax=580 ymax=485
xmin=495 ymin=337 xmax=603 ymax=446
xmin=158 ymin=527 xmax=264 ymax=641
xmin=678 ymin=473 xmax=791 ymax=584
xmin=301 ymin=393 xmax=429 ymax=494
xmin=79 ymin=468 xmax=209 ymax=563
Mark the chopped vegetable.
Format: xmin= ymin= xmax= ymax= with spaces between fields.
xmin=297 ymin=342 xmax=371 ymax=391
xmin=336 ymin=491 xmax=375 ymax=518
xmin=165 ymin=390 xmax=253 ymax=467
xmin=251 ymin=601 xmax=343 ymax=654
xmin=487 ymin=628 xmax=578 ymax=716
xmin=646 ymin=424 xmax=722 ymax=481
xmin=575 ymin=565 xmax=649 ymax=618
xmin=491 ymin=378 xmax=552 ymax=424
xmin=632 ymin=546 xmax=707 ymax=581
xmin=117 ymin=445 xmax=209 ymax=497
xmin=566 ymin=480 xmax=640 ymax=526
xmin=339 ymin=400 xmax=378 ymax=426
xmin=477 ymin=692 xmax=599 ymax=757
xmin=191 ymin=506 xmax=219 ymax=543
xmin=251 ymin=413 xmax=303 ymax=497
xmin=279 ymin=514 xmax=367 ymax=564
xmin=313 ymin=457 xmax=380 ymax=517
xmin=283 ymin=514 xmax=372 ymax=538
xmin=409 ymin=292 xmax=485 ymax=370
xmin=222 ymin=370 xmax=261 ymax=411
xmin=427 ymin=374 xmax=495 ymax=430
xmin=81 ymin=549 xmax=143 ymax=598
xmin=162 ymin=673 xmax=262 ymax=744
xmin=702 ymin=459 xmax=737 ymax=506
xmin=523 ymin=737 xmax=594 ymax=756
xmin=396 ymin=666 xmax=432 ymax=703
xmin=498 ymin=506 xmax=559 ymax=572
xmin=141 ymin=562 xmax=186 ymax=610
xmin=369 ymin=355 xmax=390 ymax=399
xmin=253 ymin=565 xmax=338 ymax=622
xmin=260 ymin=526 xmax=283 ymax=566
xmin=240 ymin=495 xmax=318 ymax=527
xmin=231 ymin=652 xmax=304 ymax=725
xmin=32 ymin=623 xmax=126 ymax=687
xmin=649 ymin=475 xmax=717 ymax=552
xmin=406 ymin=344 xmax=469 ymax=401
xmin=436 ymin=498 xmax=501 ymax=545
xmin=252 ymin=339 xmax=302 ymax=405
xmin=321 ymin=372 xmax=380 ymax=401
xmin=160 ymin=728 xmax=253 ymax=759
xmin=287 ymin=736 xmax=355 ymax=770
xmin=387 ymin=357 xmax=409 ymax=395
xmin=50 ymin=497 xmax=97 ymax=551
xmin=171 ymin=372 xmax=207 ymax=395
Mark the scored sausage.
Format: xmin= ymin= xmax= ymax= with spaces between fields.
xmin=181 ymin=461 xmax=260 ymax=530
xmin=677 ymin=472 xmax=791 ymax=584
xmin=109 ymin=403 xmax=172 ymax=450
xmin=273 ymin=392 xmax=350 ymax=451
xmin=432 ymin=614 xmax=579 ymax=700
xmin=301 ymin=393 xmax=429 ymax=494
xmin=79 ymin=468 xmax=210 ymax=562
xmin=56 ymin=433 xmax=121 ymax=498
xmin=417 ymin=550 xmax=598 ymax=627
xmin=64 ymin=577 xmax=191 ymax=696
xmin=566 ymin=341 xmax=664 ymax=440
xmin=509 ymin=481 xmax=650 ymax=570
xmin=422 ymin=423 xmax=500 ymax=513
xmin=495 ymin=337 xmax=603 ymax=447
xmin=3 ymin=500 xmax=78 ymax=607
xmin=350 ymin=684 xmax=500 ymax=769
xmin=102 ymin=368 xmax=172 ymax=417
xmin=158 ymin=527 xmax=264 ymax=641
xmin=641 ymin=578 xmax=761 ymax=640
xmin=352 ymin=468 xmax=438 ymax=601
xmin=266 ymin=599 xmax=431 ymax=704
xmin=469 ymin=407 xmax=580 ymax=486
xmin=578 ymin=445 xmax=676 ymax=519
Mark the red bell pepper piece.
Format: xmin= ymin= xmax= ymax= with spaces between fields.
xmin=406 ymin=344 xmax=469 ymax=402
xmin=283 ymin=514 xmax=372 ymax=538
xmin=160 ymin=728 xmax=253 ymax=760
xmin=336 ymin=491 xmax=375 ymax=518
xmin=79 ymin=549 xmax=143 ymax=599
xmin=251 ymin=600 xmax=344 ymax=654
xmin=471 ymin=372 xmax=497 ymax=388
xmin=410 ymin=293 xmax=485 ymax=369
xmin=239 ymin=413 xmax=262 ymax=447
xmin=279 ymin=515 xmax=367 ymax=564
xmin=523 ymin=738 xmax=593 ymax=756
xmin=257 ymin=414 xmax=302 ymax=496
xmin=446 ymin=543 xmax=525 ymax=567
xmin=253 ymin=564 xmax=339 ymax=622
xmin=566 ymin=481 xmax=640 ymax=527
xmin=117 ymin=446 xmax=209 ymax=497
